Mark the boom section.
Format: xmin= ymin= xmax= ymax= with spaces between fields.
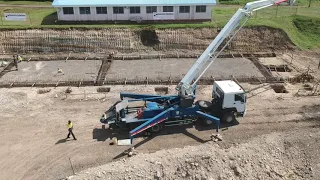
xmin=176 ymin=0 xmax=288 ymax=96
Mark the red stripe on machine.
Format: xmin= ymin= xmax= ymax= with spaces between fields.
xmin=274 ymin=0 xmax=287 ymax=4
xmin=131 ymin=118 xmax=166 ymax=136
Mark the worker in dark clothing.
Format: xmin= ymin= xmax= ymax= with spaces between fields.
xmin=108 ymin=52 xmax=114 ymax=59
xmin=13 ymin=55 xmax=18 ymax=70
xmin=66 ymin=120 xmax=77 ymax=140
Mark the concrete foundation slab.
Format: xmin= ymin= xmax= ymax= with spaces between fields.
xmin=0 ymin=60 xmax=101 ymax=84
xmin=105 ymin=58 xmax=264 ymax=81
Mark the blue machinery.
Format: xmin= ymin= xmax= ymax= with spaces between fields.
xmin=101 ymin=0 xmax=295 ymax=144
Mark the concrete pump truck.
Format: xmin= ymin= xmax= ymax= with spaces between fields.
xmin=100 ymin=0 xmax=295 ymax=144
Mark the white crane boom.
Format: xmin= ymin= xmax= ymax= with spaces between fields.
xmin=176 ymin=0 xmax=293 ymax=97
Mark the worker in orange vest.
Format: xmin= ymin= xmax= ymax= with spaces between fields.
xmin=66 ymin=120 xmax=77 ymax=140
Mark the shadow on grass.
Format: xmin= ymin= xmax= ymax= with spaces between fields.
xmin=41 ymin=11 xmax=58 ymax=25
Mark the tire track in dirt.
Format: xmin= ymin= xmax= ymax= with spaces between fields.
xmin=21 ymin=142 xmax=85 ymax=180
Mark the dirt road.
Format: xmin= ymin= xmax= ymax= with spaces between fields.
xmin=0 ymin=83 xmax=319 ymax=180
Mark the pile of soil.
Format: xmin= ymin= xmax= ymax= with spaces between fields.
xmin=67 ymin=129 xmax=319 ymax=180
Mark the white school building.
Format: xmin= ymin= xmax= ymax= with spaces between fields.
xmin=52 ymin=0 xmax=216 ymax=22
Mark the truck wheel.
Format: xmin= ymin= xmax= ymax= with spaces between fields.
xmin=203 ymin=119 xmax=213 ymax=125
xmin=222 ymin=112 xmax=236 ymax=124
xmin=151 ymin=123 xmax=163 ymax=133
xmin=197 ymin=117 xmax=213 ymax=126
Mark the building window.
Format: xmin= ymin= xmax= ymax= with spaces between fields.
xmin=196 ymin=6 xmax=206 ymax=13
xmin=80 ymin=7 xmax=90 ymax=14
xmin=96 ymin=7 xmax=107 ymax=14
xmin=146 ymin=6 xmax=157 ymax=14
xmin=130 ymin=7 xmax=140 ymax=14
xmin=63 ymin=7 xmax=74 ymax=15
xmin=179 ymin=6 xmax=190 ymax=13
xmin=113 ymin=7 xmax=124 ymax=14
xmin=163 ymin=6 xmax=173 ymax=12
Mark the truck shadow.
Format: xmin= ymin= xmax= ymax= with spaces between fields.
xmin=92 ymin=120 xmax=239 ymax=143
xmin=158 ymin=120 xmax=239 ymax=143
xmin=93 ymin=121 xmax=239 ymax=160
xmin=92 ymin=126 xmax=129 ymax=142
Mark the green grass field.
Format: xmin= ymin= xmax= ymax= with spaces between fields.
xmin=0 ymin=0 xmax=319 ymax=49
xmin=0 ymin=7 xmax=55 ymax=26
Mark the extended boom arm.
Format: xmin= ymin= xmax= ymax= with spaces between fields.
xmin=176 ymin=0 xmax=292 ymax=98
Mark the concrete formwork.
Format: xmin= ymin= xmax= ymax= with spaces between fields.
xmin=0 ymin=56 xmax=300 ymax=87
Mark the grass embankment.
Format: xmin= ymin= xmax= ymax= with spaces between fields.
xmin=212 ymin=6 xmax=320 ymax=49
xmin=0 ymin=0 xmax=319 ymax=49
xmin=292 ymin=16 xmax=320 ymax=49
xmin=0 ymin=0 xmax=51 ymax=5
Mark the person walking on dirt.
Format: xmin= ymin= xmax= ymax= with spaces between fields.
xmin=57 ymin=68 xmax=65 ymax=75
xmin=17 ymin=55 xmax=23 ymax=62
xmin=66 ymin=120 xmax=77 ymax=140
xmin=108 ymin=52 xmax=114 ymax=59
xmin=13 ymin=55 xmax=18 ymax=70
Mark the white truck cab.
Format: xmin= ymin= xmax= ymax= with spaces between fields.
xmin=197 ymin=80 xmax=246 ymax=124
xmin=213 ymin=80 xmax=246 ymax=114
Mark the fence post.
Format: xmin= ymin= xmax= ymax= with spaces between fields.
xmin=308 ymin=0 xmax=312 ymax=7
xmin=275 ymin=5 xmax=279 ymax=17
xmin=84 ymin=90 xmax=87 ymax=100
xmin=1 ymin=11 xmax=3 ymax=25
xmin=295 ymin=7 xmax=298 ymax=15
xmin=28 ymin=11 xmax=32 ymax=26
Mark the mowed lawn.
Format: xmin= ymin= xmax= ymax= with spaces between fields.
xmin=0 ymin=0 xmax=319 ymax=49
xmin=0 ymin=7 xmax=56 ymax=26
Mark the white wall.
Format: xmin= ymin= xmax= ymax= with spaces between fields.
xmin=194 ymin=5 xmax=214 ymax=20
xmin=56 ymin=5 xmax=213 ymax=21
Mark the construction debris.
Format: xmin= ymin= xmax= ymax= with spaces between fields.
xmin=211 ymin=134 xmax=223 ymax=142
xmin=37 ymin=88 xmax=51 ymax=94
xmin=65 ymin=87 xmax=72 ymax=94
xmin=292 ymin=73 xmax=314 ymax=83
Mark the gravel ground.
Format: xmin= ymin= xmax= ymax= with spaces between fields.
xmin=106 ymin=58 xmax=264 ymax=81
xmin=0 ymin=60 xmax=101 ymax=83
